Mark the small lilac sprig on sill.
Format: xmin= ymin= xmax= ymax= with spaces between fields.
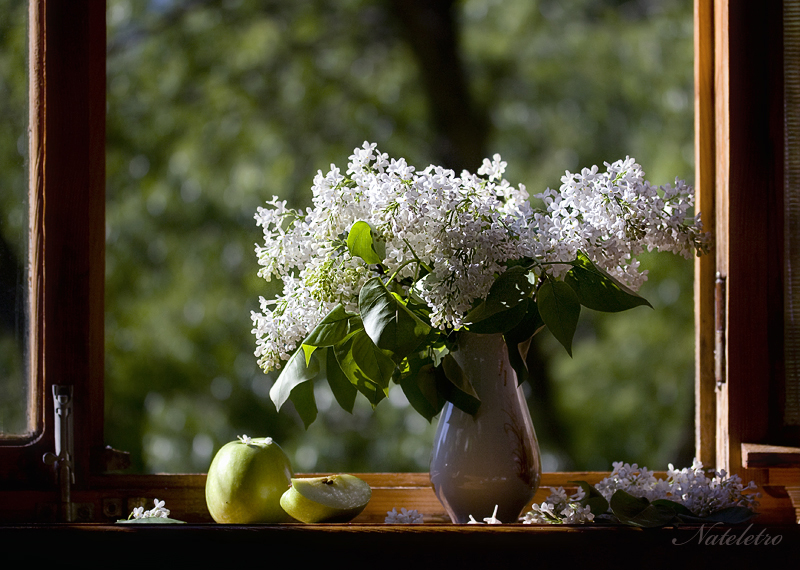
xmin=523 ymin=488 xmax=595 ymax=525
xmin=467 ymin=505 xmax=502 ymax=524
xmin=118 ymin=498 xmax=184 ymax=524
xmin=385 ymin=507 xmax=424 ymax=524
xmin=129 ymin=499 xmax=171 ymax=520
xmin=522 ymin=458 xmax=760 ymax=526
xmin=594 ymin=458 xmax=760 ymax=517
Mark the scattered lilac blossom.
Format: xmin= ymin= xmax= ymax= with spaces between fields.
xmin=385 ymin=507 xmax=424 ymax=524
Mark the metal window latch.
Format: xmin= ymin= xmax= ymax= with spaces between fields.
xmin=42 ymin=385 xmax=76 ymax=522
xmin=715 ymin=274 xmax=727 ymax=389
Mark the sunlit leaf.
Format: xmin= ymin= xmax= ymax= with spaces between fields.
xmin=269 ymin=346 xmax=321 ymax=412
xmin=303 ymin=304 xmax=362 ymax=347
xmin=359 ymin=277 xmax=431 ymax=361
xmin=333 ymin=329 xmax=395 ymax=406
xmin=346 ymin=220 xmax=383 ymax=265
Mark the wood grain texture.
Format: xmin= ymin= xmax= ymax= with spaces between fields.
xmin=694 ymin=0 xmax=717 ymax=468
xmin=742 ymin=444 xmax=800 ymax=468
xmin=712 ymin=0 xmax=787 ymax=477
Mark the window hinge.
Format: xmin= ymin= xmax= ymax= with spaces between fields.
xmin=715 ymin=273 xmax=727 ymax=389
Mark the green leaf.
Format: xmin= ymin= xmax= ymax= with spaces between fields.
xmin=565 ymin=251 xmax=652 ymax=312
xmin=324 ymin=348 xmax=357 ymax=413
xmin=269 ymin=346 xmax=321 ymax=413
xmin=677 ymin=506 xmax=757 ymax=525
xmin=569 ymin=481 xmax=610 ymax=516
xmin=302 ymin=344 xmax=316 ymax=366
xmin=437 ymin=353 xmax=480 ymax=415
xmin=287 ymin=377 xmax=318 ymax=429
xmin=537 ymin=278 xmax=581 ymax=356
xmin=333 ymin=329 xmax=395 ymax=406
xmin=466 ymin=298 xmax=530 ymax=334
xmin=359 ymin=277 xmax=432 ymax=361
xmin=465 ymin=266 xmax=535 ymax=333
xmin=609 ymin=490 xmax=680 ymax=528
xmin=650 ymin=499 xmax=694 ymax=517
xmin=503 ymin=302 xmax=545 ymax=385
xmin=398 ymin=358 xmax=444 ymax=422
xmin=346 ymin=220 xmax=383 ymax=265
xmin=303 ymin=304 xmax=362 ymax=347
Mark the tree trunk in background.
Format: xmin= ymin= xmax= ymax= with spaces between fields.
xmin=391 ymin=0 xmax=571 ymax=467
xmin=389 ymin=0 xmax=488 ymax=173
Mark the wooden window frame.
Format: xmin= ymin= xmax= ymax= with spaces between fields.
xmin=1 ymin=0 xmax=798 ymax=526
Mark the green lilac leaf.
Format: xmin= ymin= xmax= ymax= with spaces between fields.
xmin=302 ymin=344 xmax=316 ymax=366
xmin=465 ymin=297 xmax=529 ymax=334
xmin=503 ymin=302 xmax=545 ymax=385
xmin=287 ymin=377 xmax=318 ymax=429
xmin=303 ymin=303 xmax=361 ymax=347
xmin=437 ymin=353 xmax=480 ymax=415
xmin=359 ymin=276 xmax=432 ymax=361
xmin=333 ymin=329 xmax=395 ymax=406
xmin=703 ymin=507 xmax=757 ymax=524
xmin=464 ymin=266 xmax=534 ymax=333
xmin=269 ymin=346 xmax=321 ymax=412
xmin=609 ymin=489 xmax=679 ymax=528
xmin=537 ymin=278 xmax=581 ymax=356
xmin=505 ymin=335 xmax=532 ymax=385
xmin=569 ymin=481 xmax=610 ymax=516
xmin=565 ymin=251 xmax=652 ymax=312
xmin=324 ymin=348 xmax=357 ymax=413
xmin=399 ymin=359 xmax=444 ymax=422
xmin=650 ymin=499 xmax=694 ymax=517
xmin=346 ymin=220 xmax=383 ymax=265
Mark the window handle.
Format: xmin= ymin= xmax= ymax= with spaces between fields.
xmin=42 ymin=385 xmax=75 ymax=522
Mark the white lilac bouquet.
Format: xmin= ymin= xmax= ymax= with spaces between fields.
xmin=523 ymin=459 xmax=759 ymax=527
xmin=251 ymin=142 xmax=709 ymax=426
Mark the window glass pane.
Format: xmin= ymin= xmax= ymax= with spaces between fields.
xmin=0 ymin=1 xmax=31 ymax=438
xmin=105 ymin=0 xmax=695 ymax=473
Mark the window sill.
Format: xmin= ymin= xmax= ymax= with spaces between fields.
xmin=2 ymin=521 xmax=799 ymax=566
xmin=3 ymin=470 xmax=797 ymax=526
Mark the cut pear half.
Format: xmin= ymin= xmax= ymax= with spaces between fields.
xmin=280 ymin=474 xmax=372 ymax=523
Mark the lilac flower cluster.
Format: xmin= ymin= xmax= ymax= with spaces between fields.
xmin=523 ymin=458 xmax=759 ymax=524
xmin=251 ymin=142 xmax=707 ymax=375
xmin=385 ymin=507 xmax=424 ymax=524
xmin=594 ymin=458 xmax=760 ymax=517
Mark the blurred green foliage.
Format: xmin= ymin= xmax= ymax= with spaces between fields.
xmin=0 ymin=0 xmax=30 ymax=436
xmin=1 ymin=0 xmax=696 ymax=473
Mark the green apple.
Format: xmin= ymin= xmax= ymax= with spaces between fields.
xmin=205 ymin=435 xmax=294 ymax=523
xmin=280 ymin=473 xmax=372 ymax=523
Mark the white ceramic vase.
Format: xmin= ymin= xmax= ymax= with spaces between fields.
xmin=429 ymin=331 xmax=541 ymax=523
